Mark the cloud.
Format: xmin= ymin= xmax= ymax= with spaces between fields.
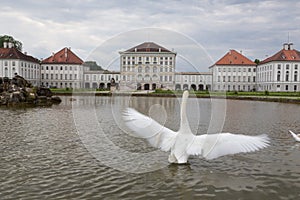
xmin=0 ymin=0 xmax=299 ymax=71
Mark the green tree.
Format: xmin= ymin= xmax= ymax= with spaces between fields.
xmin=254 ymin=59 xmax=260 ymax=65
xmin=0 ymin=35 xmax=22 ymax=51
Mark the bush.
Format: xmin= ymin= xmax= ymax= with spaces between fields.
xmin=264 ymin=90 xmax=269 ymax=96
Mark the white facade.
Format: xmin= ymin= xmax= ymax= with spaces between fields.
xmin=84 ymin=70 xmax=120 ymax=89
xmin=0 ymin=46 xmax=40 ymax=86
xmin=41 ymin=47 xmax=84 ymax=89
xmin=257 ymin=44 xmax=300 ymax=92
xmin=40 ymin=64 xmax=84 ymax=89
xmin=175 ymin=72 xmax=212 ymax=90
xmin=119 ymin=42 xmax=176 ymax=90
xmin=210 ymin=65 xmax=257 ymax=91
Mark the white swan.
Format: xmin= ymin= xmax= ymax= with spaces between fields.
xmin=289 ymin=130 xmax=300 ymax=142
xmin=123 ymin=91 xmax=270 ymax=164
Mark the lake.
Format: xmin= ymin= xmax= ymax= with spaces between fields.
xmin=0 ymin=94 xmax=299 ymax=199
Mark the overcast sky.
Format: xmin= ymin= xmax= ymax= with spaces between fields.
xmin=1 ymin=0 xmax=300 ymax=71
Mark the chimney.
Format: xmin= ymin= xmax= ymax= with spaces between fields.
xmin=3 ymin=41 xmax=8 ymax=48
xmin=134 ymin=48 xmax=137 ymax=52
xmin=65 ymin=47 xmax=68 ymax=58
xmin=159 ymin=48 xmax=161 ymax=52
xmin=283 ymin=43 xmax=289 ymax=50
xmin=8 ymin=42 xmax=14 ymax=48
xmin=288 ymin=43 xmax=293 ymax=50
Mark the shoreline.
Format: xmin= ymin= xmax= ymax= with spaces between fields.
xmin=53 ymin=91 xmax=300 ymax=104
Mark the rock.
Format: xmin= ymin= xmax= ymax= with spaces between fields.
xmin=0 ymin=74 xmax=60 ymax=106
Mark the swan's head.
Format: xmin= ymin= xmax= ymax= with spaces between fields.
xmin=182 ymin=90 xmax=189 ymax=100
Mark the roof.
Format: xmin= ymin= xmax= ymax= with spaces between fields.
xmin=0 ymin=47 xmax=40 ymax=63
xmin=124 ymin=42 xmax=174 ymax=53
xmin=213 ymin=49 xmax=256 ymax=66
xmin=42 ymin=47 xmax=83 ymax=64
xmin=260 ymin=48 xmax=300 ymax=64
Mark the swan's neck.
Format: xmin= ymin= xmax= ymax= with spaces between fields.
xmin=180 ymin=91 xmax=191 ymax=132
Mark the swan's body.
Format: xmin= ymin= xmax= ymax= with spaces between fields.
xmin=289 ymin=130 xmax=300 ymax=142
xmin=123 ymin=91 xmax=270 ymax=164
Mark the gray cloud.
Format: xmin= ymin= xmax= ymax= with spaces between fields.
xmin=1 ymin=0 xmax=299 ymax=71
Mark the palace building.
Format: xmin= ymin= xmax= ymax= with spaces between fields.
xmin=119 ymin=42 xmax=177 ymax=90
xmin=257 ymin=43 xmax=300 ymax=92
xmin=41 ymin=47 xmax=84 ymax=89
xmin=210 ymin=49 xmax=257 ymax=91
xmin=2 ymin=39 xmax=300 ymax=93
xmin=0 ymin=41 xmax=40 ymax=86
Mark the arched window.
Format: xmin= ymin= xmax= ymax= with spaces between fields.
xmin=145 ymin=66 xmax=150 ymax=73
xmin=145 ymin=74 xmax=150 ymax=81
xmin=153 ymin=66 xmax=157 ymax=73
xmin=137 ymin=74 xmax=142 ymax=81
xmin=138 ymin=66 xmax=142 ymax=73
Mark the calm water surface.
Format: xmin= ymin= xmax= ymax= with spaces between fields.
xmin=0 ymin=95 xmax=300 ymax=199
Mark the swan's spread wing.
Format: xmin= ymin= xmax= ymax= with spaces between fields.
xmin=123 ymin=108 xmax=177 ymax=151
xmin=186 ymin=133 xmax=270 ymax=160
xmin=289 ymin=130 xmax=300 ymax=142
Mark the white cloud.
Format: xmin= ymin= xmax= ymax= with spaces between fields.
xmin=0 ymin=0 xmax=299 ymax=70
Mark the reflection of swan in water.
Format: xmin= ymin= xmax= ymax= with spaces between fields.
xmin=123 ymin=91 xmax=270 ymax=164
xmin=289 ymin=130 xmax=300 ymax=142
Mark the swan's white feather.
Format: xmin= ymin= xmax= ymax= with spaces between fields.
xmin=123 ymin=91 xmax=270 ymax=163
xmin=289 ymin=130 xmax=300 ymax=142
xmin=123 ymin=108 xmax=177 ymax=151
xmin=186 ymin=133 xmax=270 ymax=160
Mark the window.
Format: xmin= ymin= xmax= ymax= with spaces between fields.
xmin=294 ymin=72 xmax=298 ymax=81
xmin=248 ymin=68 xmax=251 ymax=72
xmin=294 ymin=85 xmax=297 ymax=91
xmin=285 ymin=85 xmax=289 ymax=91
xmin=138 ymin=66 xmax=142 ymax=73
xmin=277 ymin=64 xmax=281 ymax=70
xmin=65 ymin=74 xmax=68 ymax=80
xmin=286 ymin=64 xmax=289 ymax=70
xmin=295 ymin=65 xmax=298 ymax=70
xmin=145 ymin=66 xmax=150 ymax=73
xmin=286 ymin=73 xmax=289 ymax=81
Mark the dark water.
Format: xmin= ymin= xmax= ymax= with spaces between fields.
xmin=0 ymin=95 xmax=300 ymax=199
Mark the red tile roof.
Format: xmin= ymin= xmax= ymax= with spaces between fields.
xmin=260 ymin=48 xmax=300 ymax=64
xmin=0 ymin=47 xmax=40 ymax=63
xmin=125 ymin=42 xmax=173 ymax=53
xmin=214 ymin=49 xmax=256 ymax=66
xmin=42 ymin=47 xmax=83 ymax=64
